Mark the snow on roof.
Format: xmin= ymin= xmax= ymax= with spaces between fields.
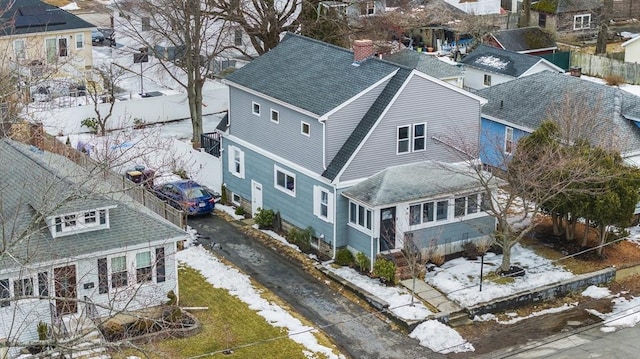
xmin=474 ymin=55 xmax=509 ymax=70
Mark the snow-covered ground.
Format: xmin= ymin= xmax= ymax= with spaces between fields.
xmin=29 ymin=37 xmax=640 ymax=356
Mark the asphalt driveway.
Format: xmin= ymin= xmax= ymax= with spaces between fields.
xmin=188 ymin=215 xmax=443 ymax=359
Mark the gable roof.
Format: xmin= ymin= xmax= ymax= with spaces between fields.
xmin=0 ymin=0 xmax=96 ymax=37
xmin=224 ymin=33 xmax=401 ymax=117
xmin=475 ymin=71 xmax=640 ymax=154
xmin=460 ymin=44 xmax=561 ymax=77
xmin=622 ymin=35 xmax=640 ymax=48
xmin=490 ymin=27 xmax=557 ymax=53
xmin=531 ymin=0 xmax=602 ymax=14
xmin=342 ymin=161 xmax=489 ymax=207
xmin=382 ymin=50 xmax=463 ymax=79
xmin=0 ymin=139 xmax=186 ymax=269
xmin=322 ymin=68 xmax=411 ymax=180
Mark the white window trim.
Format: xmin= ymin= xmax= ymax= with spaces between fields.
xmin=408 ymin=194 xmax=489 ymax=230
xmin=274 ymin=165 xmax=296 ymax=197
xmin=505 ymin=126 xmax=514 ymax=154
xmin=313 ymin=186 xmax=334 ymax=223
xmin=252 ymin=101 xmax=261 ymax=116
xmin=348 ymin=201 xmax=372 ymax=233
xmin=75 ymin=33 xmax=84 ymax=49
xmin=50 ymin=208 xmax=111 ymax=238
xmin=573 ymin=14 xmax=591 ymax=30
xmin=301 ymin=121 xmax=310 ymax=136
xmin=397 ymin=123 xmax=427 ymax=154
xmin=13 ymin=39 xmax=26 ymax=60
xmin=227 ymin=145 xmax=245 ymax=179
xmin=483 ymin=74 xmax=491 ymax=86
xmin=270 ymin=109 xmax=279 ymax=123
xmin=412 ymin=123 xmax=426 ymax=152
xmin=231 ymin=192 xmax=241 ymax=205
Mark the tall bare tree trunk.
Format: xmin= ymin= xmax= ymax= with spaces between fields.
xmin=596 ymin=0 xmax=612 ymax=55
xmin=597 ymin=224 xmax=607 ymax=256
xmin=581 ymin=218 xmax=590 ymax=246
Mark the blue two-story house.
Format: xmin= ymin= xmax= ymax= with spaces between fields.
xmin=221 ymin=33 xmax=496 ymax=267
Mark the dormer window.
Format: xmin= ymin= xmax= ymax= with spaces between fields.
xmin=49 ymin=207 xmax=115 ymax=238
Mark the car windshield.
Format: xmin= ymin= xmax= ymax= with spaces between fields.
xmin=184 ymin=187 xmax=208 ymax=199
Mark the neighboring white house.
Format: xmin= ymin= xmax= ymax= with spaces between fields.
xmin=460 ymin=44 xmax=564 ymax=90
xmin=0 ymin=138 xmax=187 ymax=357
xmin=622 ymin=35 xmax=640 ymax=64
xmin=443 ymin=0 xmax=501 ymax=15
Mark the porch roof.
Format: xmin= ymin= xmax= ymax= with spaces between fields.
xmin=342 ymin=161 xmax=487 ymax=207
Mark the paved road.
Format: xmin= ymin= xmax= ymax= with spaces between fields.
xmin=482 ymin=322 xmax=640 ymax=359
xmin=188 ymin=215 xmax=444 ymax=359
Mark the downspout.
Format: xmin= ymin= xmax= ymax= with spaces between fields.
xmin=332 ymin=184 xmax=337 ymax=259
xmin=322 ymin=121 xmax=327 ymax=170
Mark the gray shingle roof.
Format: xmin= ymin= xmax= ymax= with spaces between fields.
xmin=322 ymin=68 xmax=411 ymax=181
xmin=343 ymin=161 xmax=487 ymax=207
xmin=0 ymin=139 xmax=186 ymax=269
xmin=491 ymin=27 xmax=557 ymax=52
xmin=460 ymin=44 xmax=547 ymax=78
xmin=0 ymin=0 xmax=96 ymax=37
xmin=475 ymin=71 xmax=640 ymax=154
xmin=383 ymin=50 xmax=463 ymax=79
xmin=225 ymin=33 xmax=401 ymax=116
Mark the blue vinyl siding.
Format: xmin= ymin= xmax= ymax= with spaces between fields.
xmin=222 ymin=139 xmax=335 ymax=244
xmin=480 ymin=117 xmax=530 ymax=169
xmin=345 ymin=225 xmax=373 ymax=256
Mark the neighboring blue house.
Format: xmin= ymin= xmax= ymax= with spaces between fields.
xmin=220 ymin=33 xmax=495 ymax=267
xmin=475 ymin=71 xmax=640 ymax=171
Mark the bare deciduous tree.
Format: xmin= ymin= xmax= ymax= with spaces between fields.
xmin=115 ymin=0 xmax=232 ymax=147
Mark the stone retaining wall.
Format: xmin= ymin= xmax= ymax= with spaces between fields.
xmin=466 ymin=267 xmax=616 ymax=317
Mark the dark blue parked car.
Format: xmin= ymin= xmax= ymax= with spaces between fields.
xmin=154 ymin=180 xmax=216 ymax=215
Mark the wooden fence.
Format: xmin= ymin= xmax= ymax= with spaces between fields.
xmin=33 ymin=125 xmax=186 ymax=229
xmin=571 ymin=52 xmax=640 ymax=85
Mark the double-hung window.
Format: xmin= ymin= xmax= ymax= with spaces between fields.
xmin=436 ymin=200 xmax=448 ymax=221
xmin=0 ymin=279 xmax=9 ymax=307
xmin=252 ymin=102 xmax=261 ymax=116
xmin=76 ymin=33 xmax=84 ymax=49
xmin=13 ymin=39 xmax=25 ymax=61
xmin=313 ymin=186 xmax=333 ymax=222
xmin=483 ymin=74 xmax=492 ymax=86
xmin=505 ymin=127 xmax=514 ymax=154
xmin=274 ymin=165 xmax=295 ymax=196
xmin=136 ymin=252 xmax=152 ymax=283
xmin=349 ymin=202 xmax=372 ymax=230
xmin=270 ymin=109 xmax=279 ymax=123
xmin=111 ymin=256 xmax=128 ymax=288
xmin=228 ymin=145 xmax=245 ymax=178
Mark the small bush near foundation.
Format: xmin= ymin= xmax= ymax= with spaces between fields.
xmin=335 ymin=249 xmax=354 ymax=266
xmin=373 ymin=258 xmax=396 ymax=284
xmin=355 ymin=252 xmax=370 ymax=273
xmin=254 ymin=208 xmax=275 ymax=229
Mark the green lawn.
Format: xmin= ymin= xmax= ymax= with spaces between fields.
xmin=113 ymin=266 xmax=326 ymax=358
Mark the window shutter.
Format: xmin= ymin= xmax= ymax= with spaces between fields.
xmin=327 ymin=191 xmax=334 ymax=224
xmin=227 ymin=146 xmax=234 ymax=174
xmin=156 ymin=247 xmax=166 ymax=283
xmin=98 ymin=258 xmax=108 ymax=294
xmin=313 ymin=186 xmax=320 ymax=217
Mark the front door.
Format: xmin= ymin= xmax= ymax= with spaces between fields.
xmin=251 ymin=180 xmax=263 ymax=217
xmin=380 ymin=207 xmax=396 ymax=252
xmin=54 ymin=265 xmax=77 ymax=316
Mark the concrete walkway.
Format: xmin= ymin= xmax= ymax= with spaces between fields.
xmin=400 ymin=279 xmax=462 ymax=315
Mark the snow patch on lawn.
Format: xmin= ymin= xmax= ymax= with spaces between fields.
xmin=589 ymin=296 xmax=640 ymax=332
xmin=582 ymin=286 xmax=613 ymax=299
xmin=176 ymin=246 xmax=344 ymax=359
xmin=425 ymin=244 xmax=574 ymax=307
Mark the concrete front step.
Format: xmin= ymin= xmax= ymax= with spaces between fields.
xmin=447 ymin=311 xmax=473 ymax=327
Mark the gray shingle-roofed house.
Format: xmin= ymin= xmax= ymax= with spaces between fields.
xmin=221 ymin=32 xmax=491 ymax=269
xmin=460 ymin=44 xmax=563 ymax=90
xmin=0 ymin=138 xmax=186 ymax=354
xmin=382 ymin=50 xmax=464 ymax=88
xmin=476 ymin=71 xmax=640 ymax=169
xmin=485 ymin=27 xmax=558 ymax=55
xmin=0 ymin=0 xmax=96 ymax=77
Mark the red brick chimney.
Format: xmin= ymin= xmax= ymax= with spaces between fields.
xmin=353 ymin=39 xmax=374 ymax=63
